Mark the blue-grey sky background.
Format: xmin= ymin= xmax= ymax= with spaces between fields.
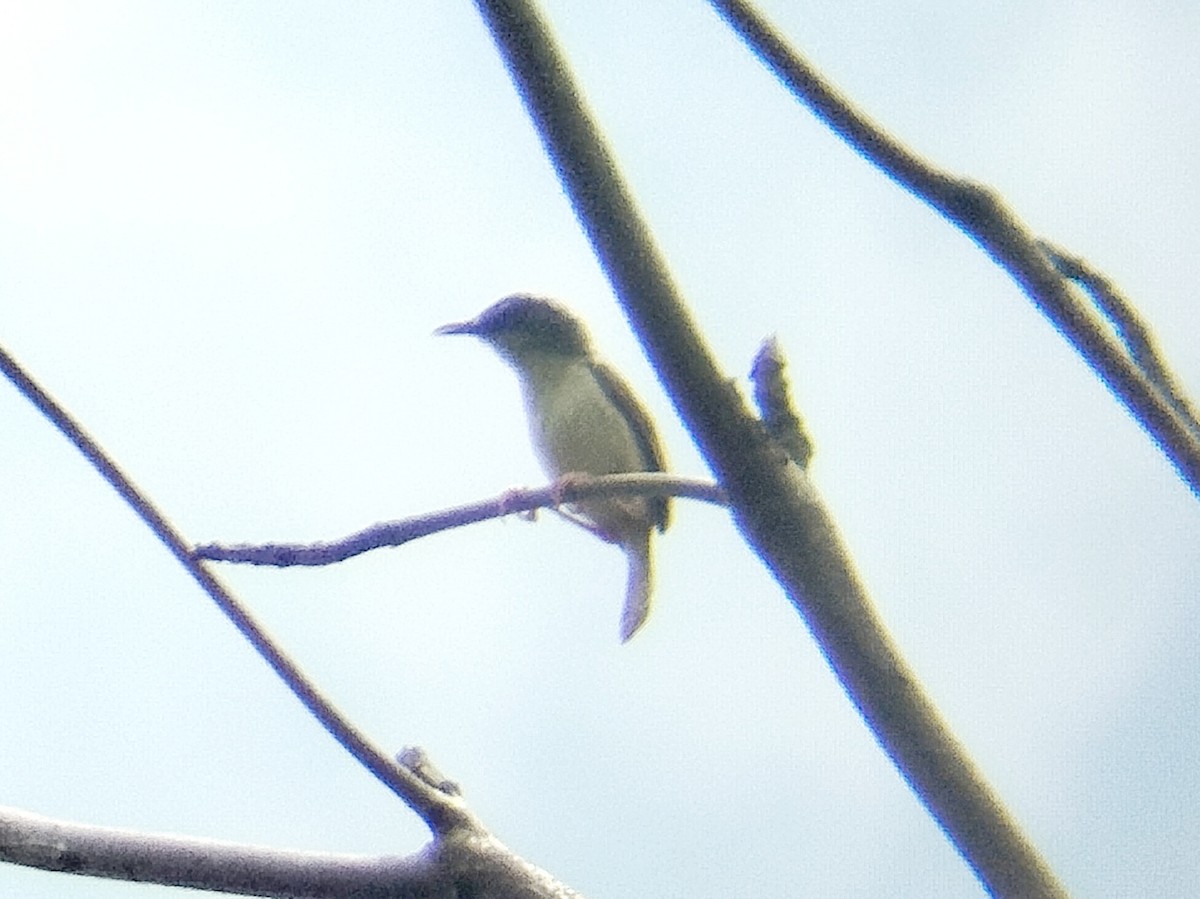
xmin=2 ymin=2 xmax=1198 ymax=896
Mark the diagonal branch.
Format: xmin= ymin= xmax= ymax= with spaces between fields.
xmin=473 ymin=0 xmax=1068 ymax=895
xmin=2 ymin=347 xmax=590 ymax=896
xmin=1039 ymin=240 xmax=1200 ymax=439
xmin=708 ymin=0 xmax=1200 ymax=499
xmin=0 ymin=344 xmax=465 ymax=835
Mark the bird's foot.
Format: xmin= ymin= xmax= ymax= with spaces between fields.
xmin=549 ymin=473 xmax=618 ymax=543
xmin=548 ymin=471 xmax=590 ymax=507
xmin=497 ymin=487 xmax=538 ymax=522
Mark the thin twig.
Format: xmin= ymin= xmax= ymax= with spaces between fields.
xmin=194 ymin=474 xmax=725 ymax=566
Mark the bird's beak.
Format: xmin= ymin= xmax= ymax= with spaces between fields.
xmin=433 ymin=318 xmax=478 ymax=337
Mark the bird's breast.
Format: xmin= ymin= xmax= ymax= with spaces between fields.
xmin=522 ymin=359 xmax=647 ymax=479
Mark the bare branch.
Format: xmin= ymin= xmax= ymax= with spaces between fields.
xmin=0 ymin=340 xmax=597 ymax=895
xmin=472 ymin=0 xmax=1068 ymax=894
xmin=0 ymin=803 xmax=441 ymax=899
xmin=1040 ymin=240 xmax=1200 ymax=439
xmin=0 ymin=752 xmax=587 ymax=899
xmin=0 ymin=345 xmax=462 ymax=832
xmin=707 ymin=0 xmax=1200 ymax=499
xmin=193 ymin=474 xmax=725 ymax=567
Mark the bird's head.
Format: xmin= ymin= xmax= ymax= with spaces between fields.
xmin=436 ymin=294 xmax=591 ymax=366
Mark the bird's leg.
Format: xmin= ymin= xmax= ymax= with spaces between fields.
xmin=549 ymin=472 xmax=620 ymax=543
xmin=548 ymin=471 xmax=589 ymax=506
xmin=551 ymin=506 xmax=611 ymax=540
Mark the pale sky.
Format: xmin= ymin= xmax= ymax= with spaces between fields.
xmin=2 ymin=2 xmax=1198 ymax=896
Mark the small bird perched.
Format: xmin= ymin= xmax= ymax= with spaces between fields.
xmin=436 ymin=295 xmax=669 ymax=641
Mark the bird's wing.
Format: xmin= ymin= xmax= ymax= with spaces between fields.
xmin=591 ymin=360 xmax=670 ymax=532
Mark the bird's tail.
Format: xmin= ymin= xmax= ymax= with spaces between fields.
xmin=619 ymin=533 xmax=654 ymax=642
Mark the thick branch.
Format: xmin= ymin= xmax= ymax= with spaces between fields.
xmin=0 ymin=785 xmax=584 ymax=899
xmin=473 ymin=1 xmax=1068 ymax=895
xmin=0 ymin=804 xmax=440 ymax=899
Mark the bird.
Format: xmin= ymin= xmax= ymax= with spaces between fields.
xmin=436 ymin=294 xmax=669 ymax=641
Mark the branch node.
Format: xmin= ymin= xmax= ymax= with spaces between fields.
xmin=398 ymin=746 xmax=464 ymax=797
xmin=750 ymin=336 xmax=814 ymax=468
